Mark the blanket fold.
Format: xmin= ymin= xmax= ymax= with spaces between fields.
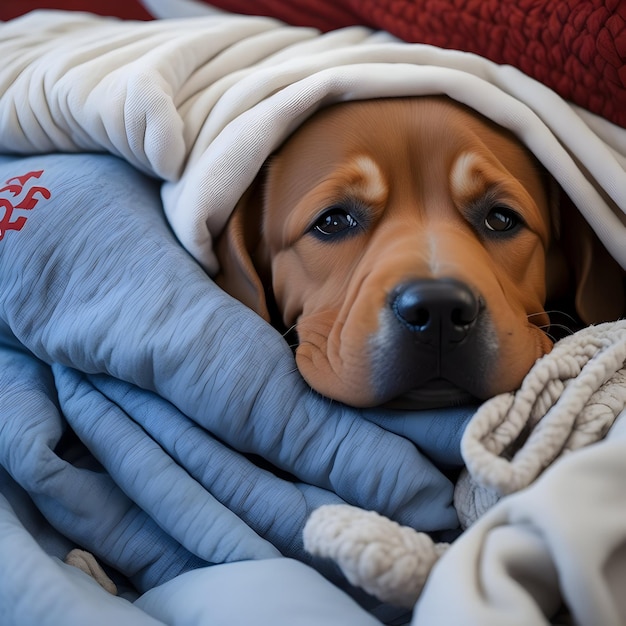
xmin=415 ymin=413 xmax=626 ymax=626
xmin=0 ymin=339 xmax=212 ymax=592
xmin=0 ymin=151 xmax=467 ymax=626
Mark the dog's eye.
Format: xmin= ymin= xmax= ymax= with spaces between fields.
xmin=312 ymin=209 xmax=359 ymax=237
xmin=484 ymin=207 xmax=521 ymax=232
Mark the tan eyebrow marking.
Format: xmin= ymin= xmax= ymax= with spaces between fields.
xmin=449 ymin=152 xmax=489 ymax=202
xmin=345 ymin=155 xmax=388 ymax=206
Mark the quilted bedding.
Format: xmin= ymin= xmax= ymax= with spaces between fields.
xmin=0 ymin=3 xmax=625 ymax=626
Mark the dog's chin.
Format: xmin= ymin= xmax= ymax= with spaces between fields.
xmin=381 ymin=380 xmax=478 ymax=410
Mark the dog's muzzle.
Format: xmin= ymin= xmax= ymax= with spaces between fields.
xmin=372 ymin=278 xmax=493 ymax=407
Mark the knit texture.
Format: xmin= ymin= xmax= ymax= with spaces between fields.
xmin=304 ymin=320 xmax=626 ymax=607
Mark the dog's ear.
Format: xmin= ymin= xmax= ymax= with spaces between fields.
xmin=214 ymin=177 xmax=272 ymax=322
xmin=550 ymin=193 xmax=625 ymax=324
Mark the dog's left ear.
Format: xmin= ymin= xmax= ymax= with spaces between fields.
xmin=214 ymin=176 xmax=272 ymax=322
xmin=549 ymin=192 xmax=625 ymax=324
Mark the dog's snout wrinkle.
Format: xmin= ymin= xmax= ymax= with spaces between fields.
xmin=391 ymin=278 xmax=480 ymax=344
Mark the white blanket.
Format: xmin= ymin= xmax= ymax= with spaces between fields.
xmin=1 ymin=10 xmax=625 ymax=275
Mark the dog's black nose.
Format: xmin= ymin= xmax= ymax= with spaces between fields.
xmin=391 ymin=278 xmax=480 ymax=343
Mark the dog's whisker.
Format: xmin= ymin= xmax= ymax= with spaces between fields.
xmin=527 ymin=310 xmax=569 ymax=324
xmin=274 ymin=365 xmax=301 ymax=383
xmin=528 ymin=310 xmax=579 ymax=342
xmin=281 ymin=323 xmax=298 ymax=340
xmin=534 ymin=321 xmax=576 ymax=344
xmin=539 ymin=329 xmax=557 ymax=343
xmin=291 ymin=338 xmax=316 ymax=351
xmin=542 ymin=322 xmax=576 ymax=336
xmin=542 ymin=309 xmax=579 ymax=325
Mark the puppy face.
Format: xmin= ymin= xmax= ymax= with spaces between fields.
xmin=216 ymin=96 xmax=623 ymax=408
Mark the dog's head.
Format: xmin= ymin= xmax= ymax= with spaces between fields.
xmin=216 ymin=96 xmax=625 ymax=408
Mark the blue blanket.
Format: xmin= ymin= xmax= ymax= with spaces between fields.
xmin=0 ymin=153 xmax=473 ymax=625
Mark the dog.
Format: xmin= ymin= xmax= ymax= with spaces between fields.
xmin=215 ymin=96 xmax=625 ymax=408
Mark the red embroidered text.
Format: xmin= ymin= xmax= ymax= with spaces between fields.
xmin=0 ymin=170 xmax=51 ymax=240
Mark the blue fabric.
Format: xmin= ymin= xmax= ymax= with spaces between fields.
xmin=0 ymin=492 xmax=165 ymax=626
xmin=135 ymin=559 xmax=384 ymax=626
xmin=0 ymin=153 xmax=472 ymax=619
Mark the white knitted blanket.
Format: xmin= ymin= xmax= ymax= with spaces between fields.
xmin=304 ymin=321 xmax=626 ymax=608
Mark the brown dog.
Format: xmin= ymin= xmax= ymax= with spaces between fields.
xmin=216 ymin=96 xmax=624 ymax=408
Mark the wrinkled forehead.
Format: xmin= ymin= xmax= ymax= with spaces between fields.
xmin=265 ymin=96 xmax=548 ymax=207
